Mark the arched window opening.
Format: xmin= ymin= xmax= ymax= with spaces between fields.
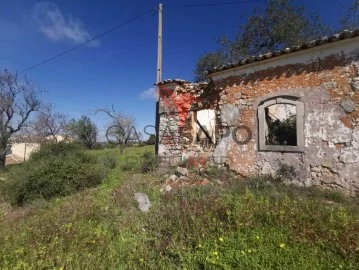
xmin=258 ymin=96 xmax=304 ymax=152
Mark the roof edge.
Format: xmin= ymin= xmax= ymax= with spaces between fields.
xmin=207 ymin=29 xmax=359 ymax=76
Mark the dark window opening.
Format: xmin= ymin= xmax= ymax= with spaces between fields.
xmin=265 ymin=104 xmax=297 ymax=146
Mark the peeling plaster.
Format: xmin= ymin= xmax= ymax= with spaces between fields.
xmin=158 ymin=40 xmax=359 ymax=195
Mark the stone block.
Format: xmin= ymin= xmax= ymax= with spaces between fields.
xmin=220 ymin=104 xmax=241 ymax=126
xmin=351 ymin=80 xmax=359 ymax=91
xmin=134 ymin=193 xmax=151 ymax=212
xmin=176 ymin=166 xmax=188 ymax=176
xmin=341 ymin=99 xmax=356 ymax=113
xmin=322 ymin=81 xmax=338 ymax=89
xmin=354 ymin=62 xmax=359 ymax=75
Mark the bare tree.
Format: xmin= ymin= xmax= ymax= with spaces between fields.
xmin=32 ymin=104 xmax=69 ymax=142
xmin=96 ymin=106 xmax=136 ymax=146
xmin=0 ymin=70 xmax=42 ymax=167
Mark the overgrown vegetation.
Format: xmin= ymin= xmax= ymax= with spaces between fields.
xmin=266 ymin=114 xmax=297 ymax=145
xmin=1 ymin=143 xmax=106 ymax=205
xmin=121 ymin=151 xmax=158 ymax=173
xmin=0 ymin=146 xmax=358 ymax=269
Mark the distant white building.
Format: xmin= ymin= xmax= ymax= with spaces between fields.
xmin=5 ymin=134 xmax=71 ymax=165
xmin=5 ymin=143 xmax=40 ymax=165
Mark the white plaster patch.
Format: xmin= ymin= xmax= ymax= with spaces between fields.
xmin=213 ymin=133 xmax=232 ymax=164
xmin=261 ymin=162 xmax=275 ymax=176
xmin=221 ymin=104 xmax=240 ymax=126
xmin=351 ymin=127 xmax=359 ymax=149
xmin=196 ymin=109 xmax=216 ymax=139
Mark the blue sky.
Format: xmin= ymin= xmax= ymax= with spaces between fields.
xmin=0 ymin=0 xmax=355 ymax=140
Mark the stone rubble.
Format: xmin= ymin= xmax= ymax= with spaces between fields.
xmin=134 ymin=193 xmax=151 ymax=212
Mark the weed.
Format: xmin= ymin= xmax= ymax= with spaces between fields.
xmin=1 ymin=146 xmax=358 ymax=269
xmin=139 ymin=152 xmax=157 ymax=173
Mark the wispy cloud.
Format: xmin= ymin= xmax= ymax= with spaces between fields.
xmin=139 ymin=87 xmax=157 ymax=100
xmin=33 ymin=2 xmax=99 ymax=47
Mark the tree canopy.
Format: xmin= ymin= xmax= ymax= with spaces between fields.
xmin=194 ymin=0 xmax=358 ymax=82
xmin=341 ymin=0 xmax=359 ymax=31
xmin=0 ymin=70 xmax=42 ymax=167
xmin=69 ymin=116 xmax=98 ymax=149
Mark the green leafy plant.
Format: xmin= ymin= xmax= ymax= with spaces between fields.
xmin=139 ymin=152 xmax=157 ymax=173
xmin=266 ymin=114 xmax=297 ymax=146
xmin=99 ymin=155 xmax=117 ymax=170
xmin=5 ymin=142 xmax=106 ymax=205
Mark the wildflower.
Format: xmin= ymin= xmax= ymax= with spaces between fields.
xmin=279 ymin=243 xmax=286 ymax=248
xmin=256 ymin=236 xmax=260 ymax=240
xmin=213 ymin=251 xmax=218 ymax=256
xmin=219 ymin=237 xmax=224 ymax=242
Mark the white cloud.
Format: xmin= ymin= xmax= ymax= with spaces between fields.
xmin=140 ymin=87 xmax=158 ymax=100
xmin=33 ymin=2 xmax=99 ymax=47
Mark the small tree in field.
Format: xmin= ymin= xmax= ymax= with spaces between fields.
xmin=96 ymin=106 xmax=136 ymax=152
xmin=0 ymin=70 xmax=42 ymax=168
xmin=69 ymin=115 xmax=97 ymax=149
xmin=32 ymin=104 xmax=69 ymax=142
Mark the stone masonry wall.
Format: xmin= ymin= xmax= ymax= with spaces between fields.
xmin=157 ymin=81 xmax=213 ymax=165
xmin=158 ymin=39 xmax=359 ymax=195
xmin=212 ymin=51 xmax=359 ymax=195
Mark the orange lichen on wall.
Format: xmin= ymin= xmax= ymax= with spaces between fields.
xmin=215 ymin=55 xmax=358 ymax=128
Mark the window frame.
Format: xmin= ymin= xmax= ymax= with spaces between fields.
xmin=257 ymin=96 xmax=304 ymax=152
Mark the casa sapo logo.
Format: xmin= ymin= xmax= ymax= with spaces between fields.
xmin=105 ymin=85 xmax=252 ymax=146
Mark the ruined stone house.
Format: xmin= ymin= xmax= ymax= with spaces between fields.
xmin=156 ymin=30 xmax=359 ymax=195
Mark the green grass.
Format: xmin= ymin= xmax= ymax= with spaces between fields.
xmin=0 ymin=145 xmax=358 ymax=269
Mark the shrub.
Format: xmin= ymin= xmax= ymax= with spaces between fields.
xmin=203 ymin=166 xmax=234 ymax=182
xmin=139 ymin=152 xmax=157 ymax=173
xmin=6 ymin=143 xmax=106 ymax=205
xmin=121 ymin=162 xmax=138 ymax=172
xmin=29 ymin=142 xmax=83 ymax=161
xmin=99 ymin=155 xmax=117 ymax=170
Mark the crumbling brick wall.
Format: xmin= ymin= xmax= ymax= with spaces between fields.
xmin=157 ymin=36 xmax=359 ymax=195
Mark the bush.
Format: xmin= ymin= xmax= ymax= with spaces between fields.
xmin=6 ymin=142 xmax=106 ymax=205
xmin=99 ymin=155 xmax=117 ymax=170
xmin=139 ymin=152 xmax=157 ymax=173
xmin=29 ymin=142 xmax=83 ymax=161
xmin=202 ymin=166 xmax=234 ymax=182
xmin=120 ymin=152 xmax=157 ymax=173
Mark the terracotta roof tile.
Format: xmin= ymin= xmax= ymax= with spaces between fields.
xmin=207 ymin=29 xmax=359 ymax=75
